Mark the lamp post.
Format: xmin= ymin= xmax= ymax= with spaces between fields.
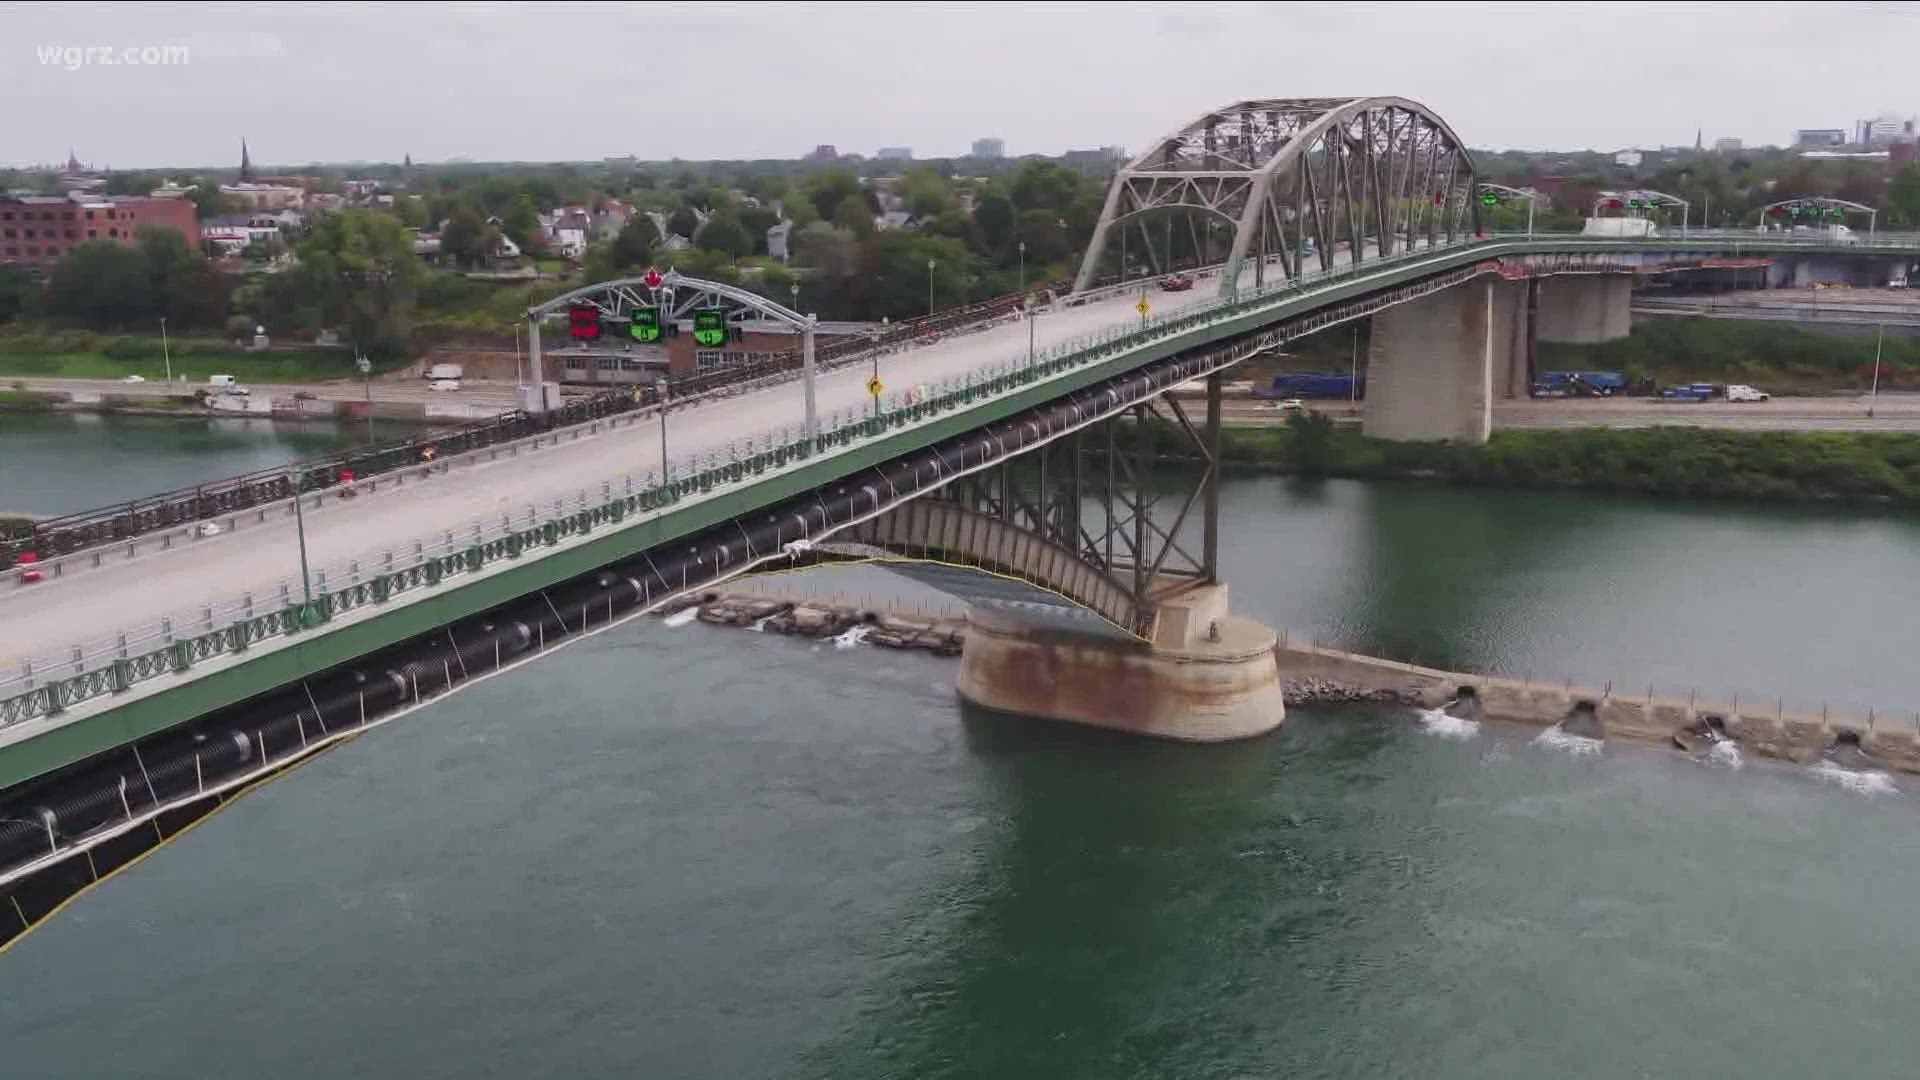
xmin=1869 ymin=322 xmax=1885 ymax=418
xmin=291 ymin=469 xmax=313 ymax=608
xmin=159 ymin=316 xmax=171 ymax=383
xmin=927 ymin=257 xmax=936 ymax=319
xmin=356 ymin=355 xmax=373 ymax=443
xmin=1019 ymin=240 xmax=1034 ymax=368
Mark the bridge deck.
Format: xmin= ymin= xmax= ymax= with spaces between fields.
xmin=0 ymin=252 xmax=1302 ymax=676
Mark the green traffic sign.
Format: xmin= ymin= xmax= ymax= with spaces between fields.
xmin=693 ymin=308 xmax=727 ymax=348
xmin=630 ymin=306 xmax=662 ymax=343
xmin=1481 ymin=192 xmax=1499 ymax=206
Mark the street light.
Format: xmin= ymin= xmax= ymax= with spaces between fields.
xmin=1019 ymin=241 xmax=1034 ymax=368
xmin=159 ymin=316 xmax=171 ymax=383
xmin=927 ymin=257 xmax=936 ymax=319
xmin=1869 ymin=322 xmax=1885 ymax=418
xmin=356 ymin=355 xmax=373 ymax=444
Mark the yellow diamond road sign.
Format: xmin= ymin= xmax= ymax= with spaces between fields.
xmin=1135 ymin=297 xmax=1150 ymax=316
xmin=867 ymin=377 xmax=884 ymax=396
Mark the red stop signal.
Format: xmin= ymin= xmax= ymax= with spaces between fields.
xmin=568 ymin=304 xmax=602 ymax=341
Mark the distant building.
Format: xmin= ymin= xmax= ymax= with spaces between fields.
xmin=1890 ymin=141 xmax=1918 ymax=167
xmin=1857 ymin=113 xmax=1917 ymax=147
xmin=1794 ymin=128 xmax=1847 ymax=147
xmin=220 ymin=182 xmax=305 ymax=210
xmin=1713 ymin=137 xmax=1743 ymax=154
xmin=1612 ymin=149 xmax=1643 ymax=168
xmin=804 ymin=144 xmax=839 ymax=162
xmin=547 ymin=209 xmax=591 ymax=258
xmin=0 ymin=193 xmax=199 ymax=270
xmin=971 ymin=137 xmax=1005 ymax=160
xmin=876 ymin=146 xmax=913 ymax=161
xmin=766 ymin=220 xmax=792 ymax=262
xmin=1060 ymin=146 xmax=1128 ymax=174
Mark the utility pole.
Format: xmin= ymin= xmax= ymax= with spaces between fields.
xmin=658 ymin=376 xmax=671 ymax=480
xmin=291 ymin=472 xmax=313 ymax=609
xmin=159 ymin=316 xmax=171 ymax=383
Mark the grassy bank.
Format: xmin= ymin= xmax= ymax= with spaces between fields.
xmin=1539 ymin=318 xmax=1920 ymax=393
xmin=1212 ymin=417 xmax=1920 ymax=505
xmin=0 ymin=328 xmax=361 ymax=384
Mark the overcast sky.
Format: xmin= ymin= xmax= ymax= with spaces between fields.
xmin=5 ymin=1 xmax=1917 ymax=170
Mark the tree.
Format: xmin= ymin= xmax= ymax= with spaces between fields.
xmin=973 ymin=190 xmax=1015 ymax=253
xmin=805 ymin=168 xmax=862 ymax=222
xmin=833 ymin=193 xmax=874 ymax=236
xmin=1888 ymin=165 xmax=1920 ymax=227
xmin=440 ymin=205 xmax=488 ymax=268
xmin=696 ymin=213 xmax=752 ymax=259
xmin=0 ymin=266 xmax=39 ymax=322
xmin=1013 ymin=208 xmax=1070 ymax=265
xmin=666 ymin=206 xmax=701 ymax=240
xmin=610 ymin=215 xmax=660 ymax=271
xmin=738 ymin=206 xmax=781 ymax=253
xmin=139 ymin=227 xmax=228 ymax=327
xmin=47 ymin=242 xmax=154 ymax=326
xmin=869 ymin=233 xmax=972 ymax=321
xmin=275 ymin=210 xmax=422 ymax=360
xmin=186 ymin=183 xmax=240 ymax=222
xmin=502 ymin=194 xmax=541 ymax=250
xmin=390 ymin=193 xmax=427 ymax=229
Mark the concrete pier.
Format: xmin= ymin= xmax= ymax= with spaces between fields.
xmin=1362 ymin=279 xmax=1507 ymax=443
xmin=1533 ymin=275 xmax=1632 ymax=344
xmin=955 ymin=584 xmax=1285 ymax=742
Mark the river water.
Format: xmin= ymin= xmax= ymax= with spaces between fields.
xmin=4 ymin=416 xmax=1920 ymax=1077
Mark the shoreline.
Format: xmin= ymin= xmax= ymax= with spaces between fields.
xmin=675 ymin=587 xmax=1918 ymax=776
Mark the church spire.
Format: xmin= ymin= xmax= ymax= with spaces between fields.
xmin=65 ymin=148 xmax=82 ymax=173
xmin=239 ymin=138 xmax=255 ymax=182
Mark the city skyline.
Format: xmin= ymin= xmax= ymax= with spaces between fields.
xmin=4 ymin=1 xmax=1917 ymax=170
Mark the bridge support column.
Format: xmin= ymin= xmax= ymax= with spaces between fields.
xmin=957 ymin=584 xmax=1284 ymax=742
xmin=1361 ymin=278 xmax=1506 ymax=443
xmin=1533 ymin=275 xmax=1632 ymax=344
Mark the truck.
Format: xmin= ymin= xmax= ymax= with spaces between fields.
xmin=425 ymin=363 xmax=464 ymax=381
xmin=1531 ymin=370 xmax=1627 ymax=398
xmin=1659 ymin=383 xmax=1717 ymax=402
xmin=1254 ymin=372 xmax=1361 ymax=400
xmin=1582 ymin=218 xmax=1659 ymax=239
xmin=1725 ymin=384 xmax=1770 ymax=403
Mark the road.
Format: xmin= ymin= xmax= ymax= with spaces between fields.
xmin=12 ymin=375 xmax=524 ymax=409
xmin=1 ymin=244 xmax=1364 ymax=674
xmin=1492 ymin=394 xmax=1920 ymax=432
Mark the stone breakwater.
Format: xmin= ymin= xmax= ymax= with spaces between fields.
xmin=661 ymin=592 xmax=967 ymax=656
xmin=663 ymin=590 xmax=1913 ymax=775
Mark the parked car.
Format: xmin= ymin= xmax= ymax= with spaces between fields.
xmin=1725 ymin=384 xmax=1771 ymax=403
xmin=122 ymin=374 xmax=145 ymax=384
xmin=1159 ymin=273 xmax=1194 ymax=292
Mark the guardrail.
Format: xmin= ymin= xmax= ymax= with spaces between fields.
xmin=10 ymin=228 xmax=1920 ymax=729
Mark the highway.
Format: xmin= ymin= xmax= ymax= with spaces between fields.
xmin=1210 ymin=395 xmax=1920 ymax=432
xmin=10 ymin=374 xmax=524 ymax=409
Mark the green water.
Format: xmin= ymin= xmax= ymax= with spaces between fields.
xmin=3 ymin=427 xmax=1920 ymax=1076
xmin=0 ymin=412 xmax=423 ymax=516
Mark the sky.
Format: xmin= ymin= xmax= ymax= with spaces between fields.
xmin=4 ymin=1 xmax=1918 ymax=170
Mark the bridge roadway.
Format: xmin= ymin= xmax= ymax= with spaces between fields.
xmin=9 ymin=230 xmax=1920 ymax=735
xmin=0 ymin=247 xmax=1350 ymax=679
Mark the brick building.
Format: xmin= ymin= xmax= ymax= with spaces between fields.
xmin=0 ymin=193 xmax=200 ymax=270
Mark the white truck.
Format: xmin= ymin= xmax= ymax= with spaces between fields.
xmin=1582 ymin=218 xmax=1659 ymax=239
xmin=1725 ymin=384 xmax=1771 ymax=403
xmin=425 ymin=363 xmax=463 ymax=381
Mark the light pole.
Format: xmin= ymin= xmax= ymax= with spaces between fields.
xmin=356 ymin=355 xmax=373 ymax=443
xmin=291 ymin=469 xmax=313 ymax=609
xmin=927 ymin=257 xmax=936 ymax=319
xmin=658 ymin=375 xmax=671 ymax=481
xmin=1869 ymin=322 xmax=1885 ymax=418
xmin=159 ymin=316 xmax=171 ymax=383
xmin=1019 ymin=240 xmax=1034 ymax=367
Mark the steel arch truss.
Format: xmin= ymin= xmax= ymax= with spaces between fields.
xmin=527 ymin=270 xmax=809 ymax=332
xmin=1073 ymin=97 xmax=1480 ymax=297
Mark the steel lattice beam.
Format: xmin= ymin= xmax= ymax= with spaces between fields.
xmin=1073 ymin=97 xmax=1482 ymax=297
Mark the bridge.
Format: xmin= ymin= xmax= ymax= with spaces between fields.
xmin=5 ymin=95 xmax=1920 ymax=940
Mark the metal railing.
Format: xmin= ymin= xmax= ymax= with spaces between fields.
xmin=11 ymin=227 xmax=1920 ymax=728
